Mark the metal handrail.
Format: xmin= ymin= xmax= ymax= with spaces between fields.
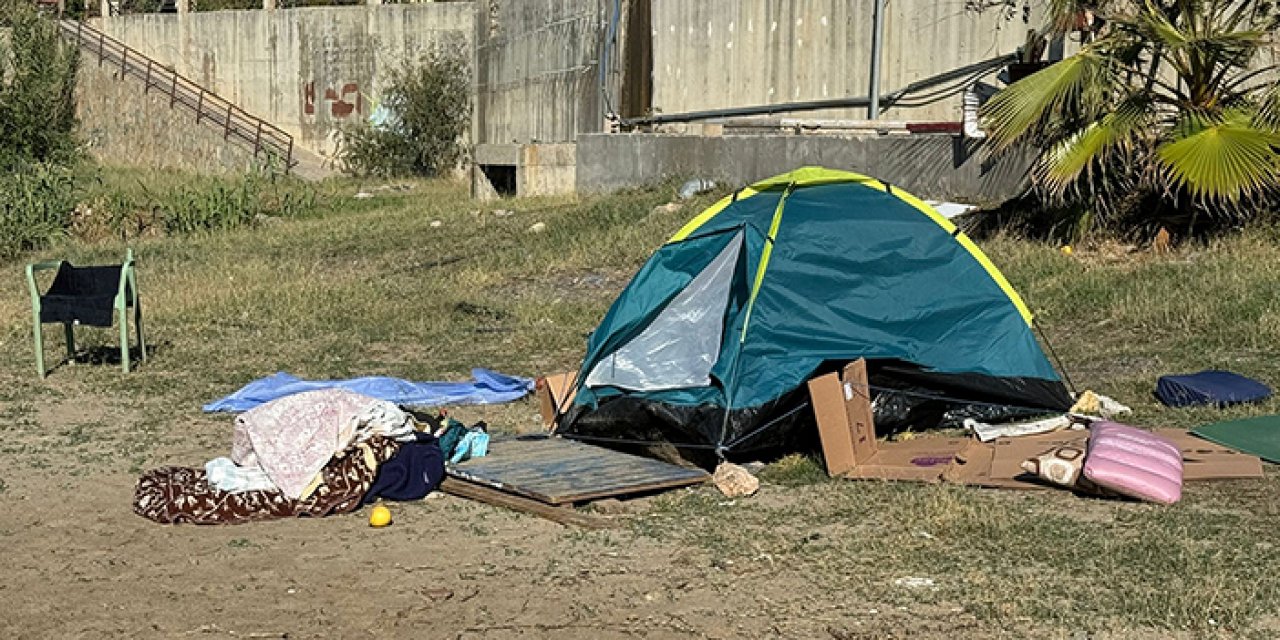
xmin=58 ymin=19 xmax=296 ymax=171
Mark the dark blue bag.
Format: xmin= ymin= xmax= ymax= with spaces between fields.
xmin=1155 ymin=370 xmax=1272 ymax=407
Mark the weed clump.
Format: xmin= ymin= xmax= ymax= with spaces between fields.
xmin=339 ymin=46 xmax=471 ymax=178
xmin=81 ymin=170 xmax=317 ymax=239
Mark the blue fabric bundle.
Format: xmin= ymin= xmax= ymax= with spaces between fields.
xmin=1155 ymin=370 xmax=1272 ymax=407
xmin=363 ymin=432 xmax=446 ymax=503
xmin=203 ymin=368 xmax=534 ymax=413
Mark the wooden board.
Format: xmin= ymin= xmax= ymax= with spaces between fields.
xmin=439 ymin=478 xmax=617 ymax=529
xmin=447 ymin=435 xmax=708 ymax=505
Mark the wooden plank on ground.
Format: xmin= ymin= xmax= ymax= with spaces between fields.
xmin=447 ymin=435 xmax=709 ymax=505
xmin=438 ymin=477 xmax=617 ymax=529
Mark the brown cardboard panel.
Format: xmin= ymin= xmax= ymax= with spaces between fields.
xmin=987 ymin=431 xmax=1087 ymax=486
xmin=537 ymin=372 xmax=578 ymax=431
xmin=1155 ymin=429 xmax=1265 ymax=480
xmin=947 ymin=428 xmax=1265 ymax=488
xmin=809 ymin=371 xmax=858 ymax=476
xmin=853 ymin=437 xmax=972 ymax=482
xmin=840 ymin=360 xmax=878 ymax=465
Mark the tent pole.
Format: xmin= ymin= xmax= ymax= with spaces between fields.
xmin=868 ymin=0 xmax=886 ymax=120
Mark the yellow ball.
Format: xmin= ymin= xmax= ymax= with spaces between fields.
xmin=369 ymin=504 xmax=392 ymax=528
xmin=1061 ymin=245 xmax=1074 ymax=256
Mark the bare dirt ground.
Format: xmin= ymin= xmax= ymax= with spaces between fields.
xmin=2 ymin=374 xmax=1269 ymax=640
xmin=0 ymin=381 xmax=1001 ymax=640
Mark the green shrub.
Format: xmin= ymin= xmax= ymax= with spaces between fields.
xmin=339 ymin=47 xmax=471 ymax=178
xmin=0 ymin=0 xmax=80 ymax=171
xmin=0 ymin=163 xmax=79 ymax=260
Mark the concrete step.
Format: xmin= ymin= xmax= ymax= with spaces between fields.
xmin=289 ymin=146 xmax=340 ymax=181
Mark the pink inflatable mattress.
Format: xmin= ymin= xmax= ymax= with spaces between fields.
xmin=1083 ymin=421 xmax=1183 ymax=505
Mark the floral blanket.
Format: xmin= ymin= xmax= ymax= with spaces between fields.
xmin=134 ymin=437 xmax=399 ymax=525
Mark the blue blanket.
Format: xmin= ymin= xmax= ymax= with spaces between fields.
xmin=203 ymin=368 xmax=535 ymax=413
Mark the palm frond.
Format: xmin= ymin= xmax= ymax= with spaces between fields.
xmin=1257 ymin=83 xmax=1280 ymax=132
xmin=1035 ymin=100 xmax=1153 ymax=195
xmin=1156 ymin=110 xmax=1280 ymax=200
xmin=981 ymin=51 xmax=1116 ymax=150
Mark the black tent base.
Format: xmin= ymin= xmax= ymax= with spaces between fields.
xmin=559 ymin=360 xmax=1073 ymax=469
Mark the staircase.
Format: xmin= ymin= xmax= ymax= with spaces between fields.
xmin=59 ymin=19 xmax=328 ymax=178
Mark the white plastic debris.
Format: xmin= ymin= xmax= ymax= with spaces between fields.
xmin=678 ymin=178 xmax=717 ymax=200
xmin=893 ymin=576 xmax=937 ymax=589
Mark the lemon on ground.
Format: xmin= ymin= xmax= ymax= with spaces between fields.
xmin=1061 ymin=245 xmax=1074 ymax=256
xmin=369 ymin=504 xmax=392 ymax=527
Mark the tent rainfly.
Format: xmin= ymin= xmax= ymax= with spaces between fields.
xmin=559 ymin=167 xmax=1073 ymax=459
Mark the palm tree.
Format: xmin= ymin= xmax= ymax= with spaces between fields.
xmin=982 ymin=0 xmax=1280 ymax=228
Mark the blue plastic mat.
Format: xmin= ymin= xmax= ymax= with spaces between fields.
xmin=203 ymin=368 xmax=535 ymax=413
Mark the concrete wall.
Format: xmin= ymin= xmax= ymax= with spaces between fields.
xmin=576 ymin=133 xmax=1035 ymax=204
xmin=77 ymin=60 xmax=261 ymax=174
xmin=93 ymin=4 xmax=473 ymax=158
xmin=473 ymin=0 xmax=606 ymax=146
xmin=650 ymin=0 xmax=1055 ymax=123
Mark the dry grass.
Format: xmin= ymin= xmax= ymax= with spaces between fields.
xmin=0 ymin=169 xmax=1278 ymax=637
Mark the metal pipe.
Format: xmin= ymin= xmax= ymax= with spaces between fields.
xmin=620 ymin=54 xmax=1015 ymax=127
xmin=868 ymin=0 xmax=886 ymax=120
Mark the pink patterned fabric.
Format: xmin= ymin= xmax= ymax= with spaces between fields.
xmin=231 ymin=389 xmax=384 ymax=499
xmin=1083 ymin=421 xmax=1183 ymax=505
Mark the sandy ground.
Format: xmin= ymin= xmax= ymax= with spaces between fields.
xmin=0 ymin=376 xmax=1256 ymax=640
xmin=0 ymin=376 xmax=1014 ymax=640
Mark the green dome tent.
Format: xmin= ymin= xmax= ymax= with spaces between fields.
xmin=560 ymin=167 xmax=1072 ymax=459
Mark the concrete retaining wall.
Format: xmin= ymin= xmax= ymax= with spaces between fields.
xmin=473 ymin=0 xmax=604 ymax=146
xmin=576 ymin=133 xmax=1034 ymax=204
xmin=650 ymin=0 xmax=1056 ymax=123
xmin=77 ymin=60 xmax=261 ymax=174
xmin=92 ymin=4 xmax=474 ymax=158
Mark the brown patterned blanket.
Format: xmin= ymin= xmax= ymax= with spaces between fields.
xmin=134 ymin=437 xmax=399 ymax=525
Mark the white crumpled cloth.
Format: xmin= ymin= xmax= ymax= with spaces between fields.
xmin=228 ymin=389 xmax=416 ymax=500
xmin=205 ymin=457 xmax=278 ymax=493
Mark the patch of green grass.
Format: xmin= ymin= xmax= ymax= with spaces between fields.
xmin=758 ymin=454 xmax=830 ymax=487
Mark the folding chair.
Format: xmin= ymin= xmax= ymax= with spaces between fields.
xmin=27 ymin=248 xmax=146 ymax=377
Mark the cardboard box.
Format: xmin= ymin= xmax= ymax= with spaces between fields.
xmin=808 ymin=359 xmax=968 ymax=482
xmin=536 ymin=371 xmax=578 ymax=431
xmin=808 ymin=359 xmax=1265 ymax=486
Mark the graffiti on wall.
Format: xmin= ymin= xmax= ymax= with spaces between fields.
xmin=304 ymin=81 xmax=363 ymax=118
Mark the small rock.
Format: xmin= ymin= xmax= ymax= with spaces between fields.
xmin=528 ymin=222 xmax=547 ymax=233
xmin=713 ymin=462 xmax=759 ymax=498
xmin=422 ymin=588 xmax=453 ymax=601
xmin=430 ymin=220 xmax=443 ymax=228
xmin=650 ymin=202 xmax=684 ymax=216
